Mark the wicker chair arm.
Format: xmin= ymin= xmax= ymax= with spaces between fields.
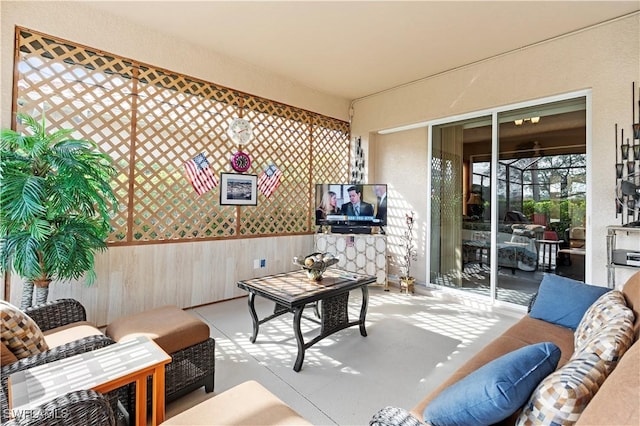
xmin=1 ymin=335 xmax=115 ymax=423
xmin=25 ymin=299 xmax=87 ymax=331
xmin=370 ymin=407 xmax=424 ymax=426
xmin=5 ymin=389 xmax=115 ymax=426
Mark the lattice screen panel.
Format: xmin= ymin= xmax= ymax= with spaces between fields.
xmin=311 ymin=116 xmax=351 ymax=185
xmin=13 ymin=28 xmax=350 ymax=244
xmin=15 ymin=29 xmax=133 ymax=242
xmin=131 ymin=68 xmax=239 ymax=241
xmin=241 ymin=96 xmax=313 ymax=235
xmin=440 ymin=153 xmax=461 ymax=219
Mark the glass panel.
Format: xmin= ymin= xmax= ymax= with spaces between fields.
xmin=431 ymin=116 xmax=493 ymax=294
xmin=496 ymin=98 xmax=586 ymax=305
xmin=430 ymin=97 xmax=586 ymax=306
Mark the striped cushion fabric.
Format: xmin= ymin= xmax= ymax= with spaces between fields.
xmin=574 ymin=291 xmax=633 ymax=352
xmin=516 ymin=353 xmax=608 ymax=425
xmin=0 ymin=300 xmax=49 ymax=359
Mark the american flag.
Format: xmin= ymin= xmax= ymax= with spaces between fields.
xmin=257 ymin=163 xmax=282 ymax=197
xmin=184 ymin=153 xmax=218 ymax=195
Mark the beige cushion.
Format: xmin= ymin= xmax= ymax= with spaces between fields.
xmin=161 ymin=380 xmax=312 ymax=425
xmin=1 ymin=341 xmax=18 ymax=366
xmin=501 ymin=316 xmax=576 ymax=366
xmin=43 ymin=321 xmax=103 ymax=349
xmin=0 ymin=300 xmax=49 ymax=359
xmin=576 ymin=341 xmax=640 ymax=425
xmin=106 ymin=305 xmax=209 ymax=355
xmin=517 ymin=353 xmax=608 ymax=425
xmin=621 ymin=272 xmax=640 ymax=339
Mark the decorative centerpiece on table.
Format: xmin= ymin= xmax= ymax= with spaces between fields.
xmin=293 ymin=252 xmax=339 ymax=281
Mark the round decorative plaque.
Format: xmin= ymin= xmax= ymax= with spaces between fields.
xmin=231 ymin=151 xmax=251 ymax=172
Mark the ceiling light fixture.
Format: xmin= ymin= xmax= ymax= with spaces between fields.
xmin=514 ymin=117 xmax=541 ymax=126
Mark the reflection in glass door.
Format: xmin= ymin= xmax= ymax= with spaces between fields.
xmin=496 ymin=99 xmax=586 ymax=304
xmin=430 ymin=116 xmax=493 ymax=293
xmin=430 ymin=97 xmax=587 ymax=306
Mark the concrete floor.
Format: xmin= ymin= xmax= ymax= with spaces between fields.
xmin=453 ymin=263 xmax=544 ymax=306
xmin=163 ymin=285 xmax=524 ymax=425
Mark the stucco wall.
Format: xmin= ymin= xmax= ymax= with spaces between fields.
xmin=354 ymin=13 xmax=640 ymax=288
xmin=0 ymin=1 xmax=350 ymax=127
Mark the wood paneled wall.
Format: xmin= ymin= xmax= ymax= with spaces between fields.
xmin=9 ymin=235 xmax=314 ymax=327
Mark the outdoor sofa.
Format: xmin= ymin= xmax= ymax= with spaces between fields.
xmin=370 ymin=271 xmax=640 ymax=425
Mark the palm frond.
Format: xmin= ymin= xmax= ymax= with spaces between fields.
xmin=28 ymin=218 xmax=53 ymax=242
xmin=0 ymin=172 xmax=47 ymax=222
xmin=42 ymin=219 xmax=107 ymax=282
xmin=0 ymin=150 xmax=32 ymax=165
xmin=1 ymin=233 xmax=43 ymax=280
xmin=1 ymin=129 xmax=30 ymax=151
xmin=47 ymin=128 xmax=75 ymax=145
xmin=1 ymin=112 xmax=117 ymax=287
xmin=17 ymin=113 xmax=43 ymax=136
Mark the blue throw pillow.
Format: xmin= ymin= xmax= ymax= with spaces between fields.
xmin=529 ymin=274 xmax=610 ymax=330
xmin=423 ymin=342 xmax=561 ymax=426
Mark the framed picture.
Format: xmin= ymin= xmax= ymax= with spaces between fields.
xmin=220 ymin=173 xmax=258 ymax=205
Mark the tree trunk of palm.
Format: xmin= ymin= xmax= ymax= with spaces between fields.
xmin=20 ymin=281 xmax=35 ymax=310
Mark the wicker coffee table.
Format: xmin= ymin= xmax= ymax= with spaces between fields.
xmin=237 ymin=269 xmax=375 ymax=371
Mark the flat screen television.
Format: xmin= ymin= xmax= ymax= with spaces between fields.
xmin=314 ymin=183 xmax=387 ymax=229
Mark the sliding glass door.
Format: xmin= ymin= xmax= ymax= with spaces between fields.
xmin=430 ymin=115 xmax=493 ymax=291
xmin=430 ymin=96 xmax=587 ymax=305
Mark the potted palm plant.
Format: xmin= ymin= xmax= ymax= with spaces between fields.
xmin=399 ymin=210 xmax=417 ymax=294
xmin=1 ymin=112 xmax=117 ymax=308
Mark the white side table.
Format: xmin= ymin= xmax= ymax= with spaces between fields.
xmin=9 ymin=336 xmax=171 ymax=426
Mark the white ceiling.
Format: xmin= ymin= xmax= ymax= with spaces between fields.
xmin=82 ymin=1 xmax=639 ymax=100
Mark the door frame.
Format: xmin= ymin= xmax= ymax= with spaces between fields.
xmin=426 ymin=89 xmax=592 ymax=305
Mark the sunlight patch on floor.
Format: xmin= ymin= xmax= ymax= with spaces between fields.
xmin=220 ymin=289 xmax=505 ymax=370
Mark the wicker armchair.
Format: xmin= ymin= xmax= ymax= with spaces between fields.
xmin=5 ymin=389 xmax=116 ymax=426
xmin=22 ymin=298 xmax=89 ymax=331
xmin=0 ymin=299 xmax=122 ymax=424
xmin=370 ymin=406 xmax=423 ymax=426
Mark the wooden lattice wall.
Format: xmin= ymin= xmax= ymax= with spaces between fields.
xmin=11 ymin=28 xmax=350 ymax=245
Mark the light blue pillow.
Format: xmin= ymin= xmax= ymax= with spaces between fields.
xmin=529 ymin=274 xmax=610 ymax=330
xmin=423 ymin=342 xmax=561 ymax=426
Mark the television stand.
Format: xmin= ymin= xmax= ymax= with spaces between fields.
xmin=331 ymin=225 xmax=371 ymax=234
xmin=314 ymin=233 xmax=387 ymax=285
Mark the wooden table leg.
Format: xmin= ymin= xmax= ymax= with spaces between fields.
xmin=152 ymin=365 xmax=166 ymax=425
xmin=135 ymin=376 xmax=147 ymax=426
